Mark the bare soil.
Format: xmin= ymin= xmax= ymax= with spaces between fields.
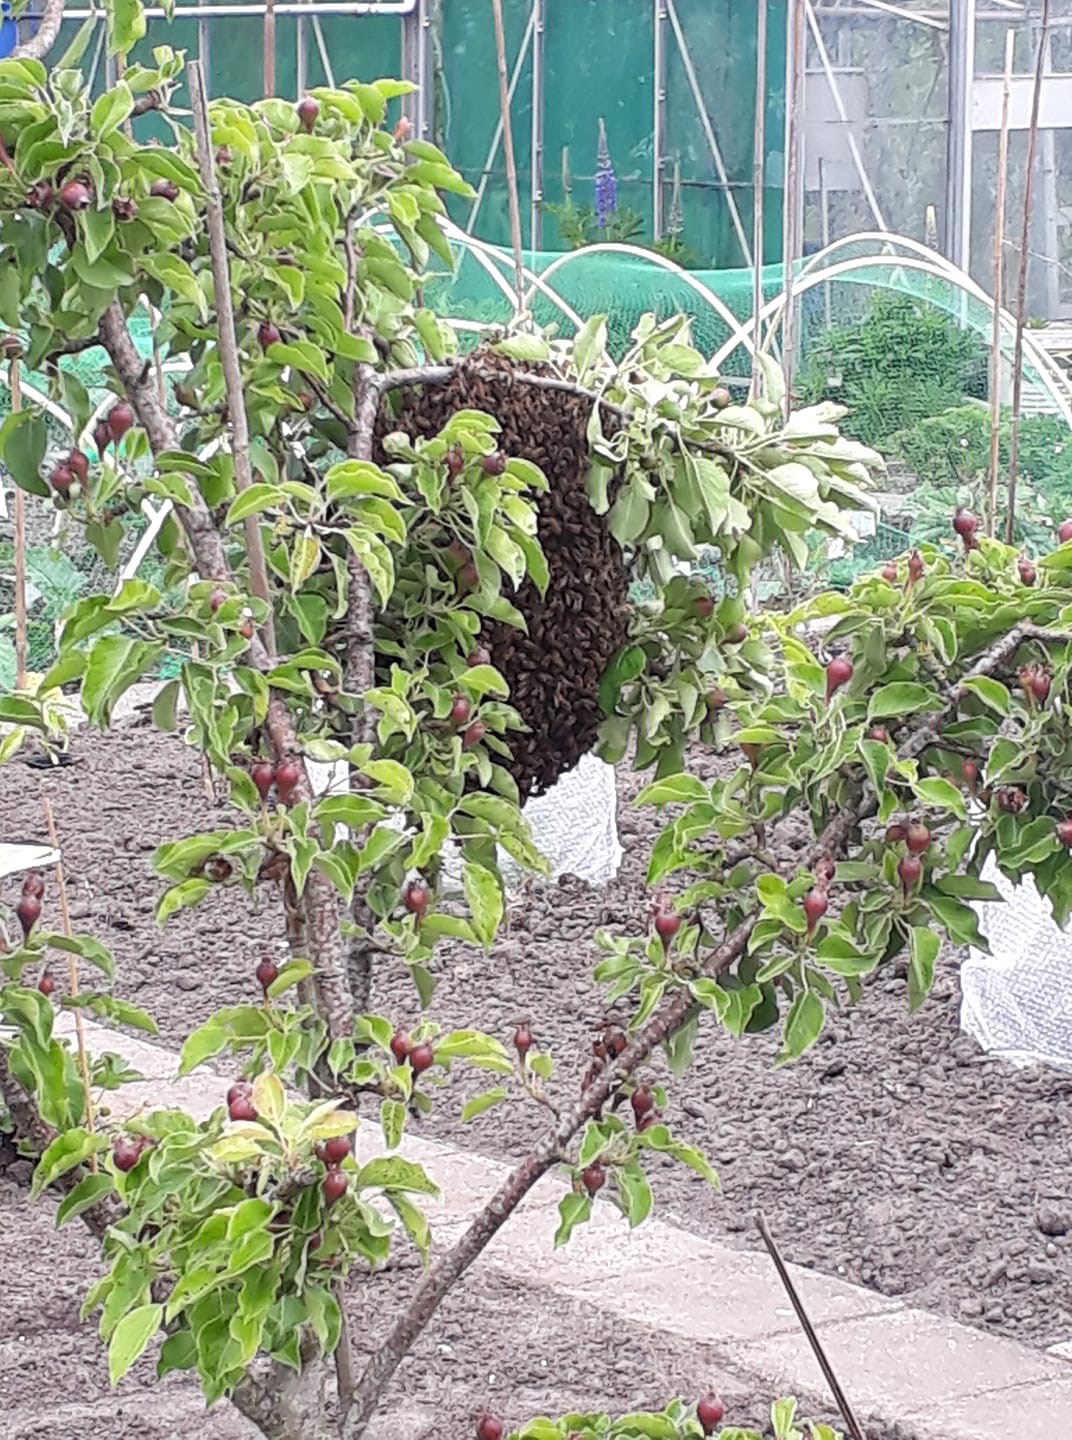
xmin=2 ymin=722 xmax=1070 ymax=1437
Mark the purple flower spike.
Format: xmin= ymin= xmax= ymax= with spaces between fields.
xmin=595 ymin=117 xmax=618 ymax=230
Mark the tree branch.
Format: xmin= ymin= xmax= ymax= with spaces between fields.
xmin=11 ymin=0 xmax=64 ymax=61
xmin=189 ymin=60 xmax=276 ymax=656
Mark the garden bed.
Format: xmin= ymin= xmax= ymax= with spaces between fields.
xmin=1 ymin=723 xmax=1070 ymax=1435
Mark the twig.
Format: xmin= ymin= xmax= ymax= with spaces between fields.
xmin=11 ymin=0 xmax=64 ymax=60
xmin=187 ymin=59 xmax=276 ymax=656
xmin=342 ymin=208 xmax=359 ymax=335
xmin=10 ymin=358 xmax=27 ymax=690
xmin=490 ymin=0 xmax=526 ymax=311
xmin=43 ymin=798 xmax=98 ymax=1170
xmin=1007 ymin=0 xmax=1052 ymax=545
xmin=755 ymin=1212 xmax=867 ymax=1440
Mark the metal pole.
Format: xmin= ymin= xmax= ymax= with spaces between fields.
xmin=197 ymin=11 xmax=211 ymax=87
xmin=653 ymin=0 xmax=668 ymax=240
xmin=296 ymin=6 xmax=307 ymax=93
xmin=1008 ymin=0 xmax=1052 ymax=545
xmin=64 ymin=0 xmax=417 ymax=11
xmin=782 ymin=0 xmax=806 ymax=416
xmin=530 ymin=0 xmax=545 ymax=250
xmin=491 ymin=0 xmax=526 ymax=311
xmin=987 ymin=27 xmax=1014 ymax=537
xmin=752 ymin=0 xmax=768 ymax=390
xmin=946 ymin=0 xmax=977 ymax=270
xmin=819 ymin=155 xmax=832 ymax=328
xmin=665 ymin=0 xmax=754 ymax=267
xmin=263 ymin=0 xmax=276 ymax=95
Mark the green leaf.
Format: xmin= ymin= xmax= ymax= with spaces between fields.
xmin=554 ymin=1191 xmax=592 ymax=1247
xmin=267 ymin=339 xmax=329 ymax=383
xmin=56 ymin=1172 xmax=116 ymax=1227
xmin=961 ymin=675 xmax=1010 ymax=715
xmin=0 ymin=410 xmax=49 ymax=497
xmin=32 ymin=1128 xmax=108 ymax=1197
xmin=108 ymin=1303 xmax=162 ymax=1385
xmin=178 ymin=1021 xmax=229 ymax=1076
xmin=462 ymin=861 xmax=503 ymax=949
xmin=225 ymin=484 xmax=282 ymax=525
xmin=83 ymin=636 xmax=160 ymax=728
xmin=458 ymin=664 xmax=509 ymax=698
xmin=913 ymin=776 xmax=967 ymax=820
xmin=925 ymin=891 xmax=989 ymax=951
xmin=616 ymin=1162 xmax=653 ymax=1227
xmin=39 ymin=932 xmax=116 ymax=980
xmin=140 ymin=253 xmax=207 ymax=320
xmin=868 ymin=683 xmax=942 ymax=720
xmin=91 ymin=81 xmax=133 ymax=137
xmin=908 ymin=926 xmax=940 ymax=1013
xmin=461 ymin=1087 xmax=508 ymax=1123
xmin=636 ymin=773 xmax=710 ymax=806
xmin=380 ymin=1098 xmax=406 ymax=1150
xmin=778 ymin=990 xmax=824 ymax=1063
xmin=107 ymin=0 xmax=147 ymax=54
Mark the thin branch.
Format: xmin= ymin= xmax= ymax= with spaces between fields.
xmin=188 ymin=59 xmax=276 ymax=656
xmin=490 ymin=0 xmax=526 ymax=310
xmin=342 ymin=208 xmax=359 ymax=335
xmin=756 ymin=1212 xmax=868 ymax=1440
xmin=11 ymin=0 xmax=64 ymax=61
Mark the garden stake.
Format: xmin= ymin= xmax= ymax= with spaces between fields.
xmin=491 ymin=0 xmax=526 ymax=312
xmin=756 ymin=1212 xmax=866 ymax=1440
xmin=43 ymin=798 xmax=98 ymax=1171
xmin=1007 ymin=0 xmax=1052 ymax=544
xmin=987 ymin=28 xmax=1015 ymax=537
xmin=10 ymin=356 xmax=27 ymax=690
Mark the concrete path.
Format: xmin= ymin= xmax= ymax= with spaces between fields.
xmin=41 ymin=1016 xmax=1072 ymax=1439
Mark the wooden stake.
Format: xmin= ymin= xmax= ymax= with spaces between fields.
xmin=491 ymin=0 xmax=526 ymax=314
xmin=1008 ymin=0 xmax=1052 ymax=545
xmin=11 ymin=358 xmax=27 ymax=690
xmin=987 ymin=29 xmax=1015 ymax=538
xmin=752 ymin=0 xmax=769 ymax=395
xmin=187 ymin=60 xmax=276 ymax=654
xmin=43 ymin=799 xmax=98 ymax=1170
xmin=781 ymin=0 xmax=807 ymax=419
xmin=263 ymin=0 xmax=277 ymax=97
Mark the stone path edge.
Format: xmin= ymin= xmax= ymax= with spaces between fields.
xmin=30 ymin=1015 xmax=1072 ymax=1440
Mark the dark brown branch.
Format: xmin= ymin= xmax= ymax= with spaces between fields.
xmin=132 ymin=91 xmax=164 ymax=119
xmin=189 ymin=60 xmax=276 ymax=656
xmin=11 ymin=0 xmax=64 ymax=61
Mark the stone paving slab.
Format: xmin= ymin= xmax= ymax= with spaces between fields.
xmin=35 ymin=1019 xmax=1072 ymax=1440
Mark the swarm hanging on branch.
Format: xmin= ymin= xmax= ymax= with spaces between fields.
xmin=374 ymin=350 xmax=632 ymax=802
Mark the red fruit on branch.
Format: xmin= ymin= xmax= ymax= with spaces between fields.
xmin=229 ymin=1095 xmax=258 ymax=1122
xmin=697 ymin=1395 xmax=725 ymax=1435
xmin=59 ymin=180 xmax=91 ymax=210
xmin=38 ymin=972 xmax=55 ymax=997
xmin=21 ymin=872 xmax=44 ymax=900
xmin=953 ymin=506 xmax=977 ymax=538
xmin=476 ymin=1417 xmax=505 ymax=1440
xmin=654 ymin=908 xmax=681 ymax=946
xmin=631 ymin=1086 xmax=655 ymax=1122
xmin=203 ymin=855 xmax=233 ymax=884
xmin=67 ymin=449 xmax=89 ymax=483
xmin=322 ymin=1136 xmax=351 ymax=1165
xmin=724 ymin=621 xmax=748 ymax=644
xmin=462 ymin=720 xmax=487 ymax=750
xmin=880 ymin=562 xmax=899 ymax=583
xmin=907 ymin=549 xmax=925 ymax=585
xmin=458 ymin=562 xmax=480 ymax=592
xmin=694 ymin=595 xmax=715 ymax=619
xmin=997 ymin=787 xmax=1028 ymax=814
xmin=297 ymin=96 xmax=320 ymax=131
xmin=885 ymin=823 xmax=907 ymax=845
xmin=226 ymin=1082 xmax=252 ymax=1106
xmin=390 ymin=1030 xmax=412 ymax=1063
xmin=322 ymin=1169 xmax=347 ymax=1206
xmin=898 ymin=855 xmax=922 ymax=896
xmin=814 ymin=854 xmax=836 ymax=884
xmin=409 ymin=1043 xmax=435 ymax=1074
xmin=603 ymin=1025 xmax=627 ymax=1058
xmin=113 ymin=1137 xmax=143 ymax=1172
xmin=251 ymin=761 xmax=276 ymax=799
xmin=1057 ymin=819 xmax=1072 ymax=847
xmin=802 ymin=888 xmax=828 ymax=931
xmin=446 ymin=448 xmax=466 ymax=476
xmin=404 ymin=882 xmax=429 ymax=918
xmin=825 ymin=656 xmax=853 ymax=699
xmin=107 ymin=402 xmax=134 ymax=441
xmin=16 ymin=893 xmax=41 ymax=939
xmin=149 ymin=179 xmax=179 ymax=202
xmin=256 ymin=957 xmax=279 ymax=991
xmin=1018 ymin=557 xmax=1037 ymax=587
xmin=740 ymin=742 xmax=760 ymax=769
xmin=906 ymin=822 xmax=931 ymax=856
xmin=962 ymin=759 xmax=979 ymax=790
xmin=1032 ymin=670 xmax=1052 ymax=704
xmin=258 ymin=320 xmax=281 ymax=350
xmin=706 ymin=687 xmax=727 ymax=712
xmin=449 ymin=694 xmax=472 ymax=728
xmin=467 ymin=645 xmax=491 ymax=667
xmin=868 ymin=726 xmax=889 ymax=744
xmin=514 ymin=1023 xmax=533 ymax=1057
xmin=275 ymin=758 xmax=301 ymax=802
xmin=49 ymin=463 xmax=74 ymax=493
xmin=481 ymin=451 xmax=507 ymax=476
xmin=92 ymin=419 xmax=111 ymax=454
xmin=209 ymin=588 xmax=227 ymax=613
xmin=1059 ymin=519 xmax=1072 ymax=545
xmin=581 ymin=1163 xmax=606 ymax=1195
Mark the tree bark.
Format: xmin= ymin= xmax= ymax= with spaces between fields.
xmin=12 ymin=0 xmax=64 ymax=61
xmin=233 ymin=1344 xmax=338 ymax=1440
